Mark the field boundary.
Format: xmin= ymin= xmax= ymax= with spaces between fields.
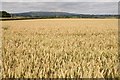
xmin=0 ymin=17 xmax=119 ymax=21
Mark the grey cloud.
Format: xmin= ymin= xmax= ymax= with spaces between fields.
xmin=1 ymin=2 xmax=118 ymax=14
xmin=1 ymin=0 xmax=120 ymax=2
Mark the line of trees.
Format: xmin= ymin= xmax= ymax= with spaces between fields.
xmin=0 ymin=11 xmax=11 ymax=17
xmin=0 ymin=11 xmax=119 ymax=19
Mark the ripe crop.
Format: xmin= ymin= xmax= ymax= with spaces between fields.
xmin=1 ymin=19 xmax=119 ymax=78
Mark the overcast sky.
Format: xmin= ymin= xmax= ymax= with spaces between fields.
xmin=1 ymin=0 xmax=120 ymax=2
xmin=1 ymin=2 xmax=119 ymax=15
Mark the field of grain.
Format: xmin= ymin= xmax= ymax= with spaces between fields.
xmin=1 ymin=19 xmax=119 ymax=78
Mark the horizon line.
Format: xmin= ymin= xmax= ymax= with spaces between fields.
xmin=0 ymin=10 xmax=118 ymax=15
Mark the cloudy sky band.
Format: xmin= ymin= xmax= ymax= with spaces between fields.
xmin=1 ymin=0 xmax=120 ymax=2
xmin=1 ymin=2 xmax=118 ymax=15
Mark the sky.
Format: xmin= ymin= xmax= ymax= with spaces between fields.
xmin=1 ymin=1 xmax=119 ymax=15
xmin=1 ymin=0 xmax=120 ymax=2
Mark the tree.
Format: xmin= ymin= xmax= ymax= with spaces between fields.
xmin=0 ymin=11 xmax=11 ymax=17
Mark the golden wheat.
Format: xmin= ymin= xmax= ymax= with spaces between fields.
xmin=1 ymin=19 xmax=119 ymax=78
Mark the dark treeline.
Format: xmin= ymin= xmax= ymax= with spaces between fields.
xmin=0 ymin=11 xmax=11 ymax=17
xmin=0 ymin=11 xmax=119 ymax=19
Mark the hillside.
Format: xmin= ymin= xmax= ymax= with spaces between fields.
xmin=11 ymin=11 xmax=119 ymax=19
xmin=12 ymin=12 xmax=76 ymax=18
xmin=0 ymin=11 xmax=119 ymax=19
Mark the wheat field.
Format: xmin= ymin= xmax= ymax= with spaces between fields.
xmin=1 ymin=19 xmax=119 ymax=78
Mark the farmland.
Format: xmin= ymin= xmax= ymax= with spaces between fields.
xmin=1 ymin=19 xmax=119 ymax=78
